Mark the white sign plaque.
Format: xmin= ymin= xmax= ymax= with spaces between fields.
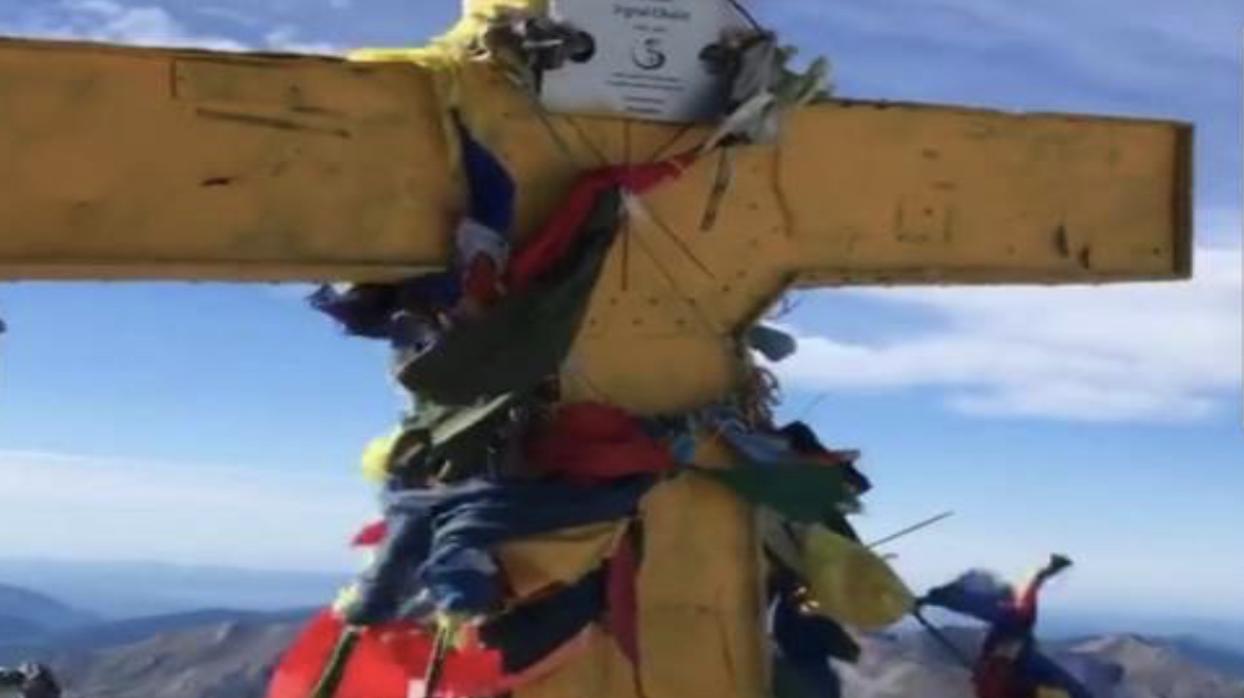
xmin=542 ymin=0 xmax=747 ymax=123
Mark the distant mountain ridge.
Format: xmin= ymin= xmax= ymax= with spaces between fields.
xmin=1066 ymin=634 xmax=1244 ymax=698
xmin=0 ymin=559 xmax=346 ymax=619
xmin=1161 ymin=636 xmax=1244 ymax=680
xmin=2 ymin=565 xmax=1242 ymax=697
xmin=0 ymin=607 xmax=316 ymax=665
xmin=0 ymin=606 xmax=1237 ymax=698
xmin=52 ymin=615 xmax=305 ymax=698
xmin=1042 ymin=610 xmax=1244 ymax=655
xmin=0 ymin=613 xmax=46 ymax=640
xmin=843 ymin=627 xmax=1244 ymax=698
xmin=0 ymin=583 xmax=99 ymax=648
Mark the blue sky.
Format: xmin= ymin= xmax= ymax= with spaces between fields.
xmin=0 ymin=0 xmax=1240 ymax=622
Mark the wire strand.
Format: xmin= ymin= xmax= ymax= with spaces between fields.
xmin=726 ymin=0 xmax=764 ymax=31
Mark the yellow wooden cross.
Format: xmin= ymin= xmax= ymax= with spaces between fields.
xmin=0 ymin=4 xmax=1194 ymax=697
xmin=0 ymin=0 xmax=1191 ymax=416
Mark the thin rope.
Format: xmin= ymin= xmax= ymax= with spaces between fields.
xmin=519 ymin=89 xmax=585 ymax=168
xmin=621 ymin=122 xmax=633 ymax=291
xmin=633 ymin=195 xmax=718 ymax=280
xmin=912 ymin=611 xmax=975 ymax=671
xmin=725 ymin=0 xmax=764 ymax=31
xmin=625 ymin=219 xmax=723 ymax=337
xmin=700 ymin=147 xmax=734 ymax=231
xmin=562 ymin=114 xmax=611 ymax=167
xmin=795 ymin=392 xmax=829 ymax=421
xmin=310 ymin=626 xmax=361 ymax=698
xmin=562 ymin=357 xmax=614 ymax=403
xmin=866 ymin=511 xmax=955 ymax=549
xmin=644 ymin=124 xmax=698 ymax=163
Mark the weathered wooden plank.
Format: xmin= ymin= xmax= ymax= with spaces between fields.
xmin=0 ymin=38 xmax=455 ymax=280
xmin=0 ymin=38 xmax=1191 ymax=285
xmin=783 ymin=100 xmax=1192 ymax=286
xmin=0 ymin=37 xmax=1195 ymax=413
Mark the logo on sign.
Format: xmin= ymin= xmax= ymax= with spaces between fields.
xmin=631 ymin=37 xmax=667 ymax=71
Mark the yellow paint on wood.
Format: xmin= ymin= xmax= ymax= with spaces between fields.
xmin=0 ymin=11 xmax=1195 ymax=698
xmin=0 ymin=38 xmax=1191 ymax=285
xmin=783 ymin=101 xmax=1192 ymax=285
xmin=0 ymin=38 xmax=455 ymax=279
xmin=0 ymin=37 xmax=1194 ymax=413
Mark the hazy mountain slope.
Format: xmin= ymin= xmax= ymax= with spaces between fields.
xmin=4 ymin=611 xmax=1241 ymax=698
xmin=0 ymin=583 xmax=97 ymax=631
xmin=0 ymin=608 xmax=311 ymax=666
xmin=843 ymin=628 xmax=1244 ymax=698
xmin=55 ymin=618 xmax=303 ymax=698
xmin=1064 ymin=635 xmax=1244 ymax=698
xmin=1042 ymin=612 xmax=1244 ymax=655
xmin=0 ymin=559 xmax=346 ymax=619
xmin=0 ymin=613 xmax=46 ymax=638
xmin=1156 ymin=636 xmax=1244 ymax=680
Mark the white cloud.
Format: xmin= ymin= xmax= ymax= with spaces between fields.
xmin=263 ymin=25 xmax=344 ymax=56
xmin=193 ymin=6 xmax=262 ymax=28
xmin=786 ymin=0 xmax=1242 ymax=94
xmin=7 ymin=0 xmax=247 ymax=50
xmin=3 ymin=2 xmax=344 ymax=55
xmin=775 ymin=246 xmax=1242 ymax=423
xmin=0 ymin=451 xmax=374 ymax=571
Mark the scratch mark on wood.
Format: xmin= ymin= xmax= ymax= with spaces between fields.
xmin=290 ymin=105 xmax=345 ymax=117
xmin=168 ymin=59 xmax=179 ymax=99
xmin=1078 ymin=246 xmax=1093 ymax=270
xmin=1054 ymin=225 xmax=1070 ymax=258
xmin=195 ymin=108 xmax=350 ymax=138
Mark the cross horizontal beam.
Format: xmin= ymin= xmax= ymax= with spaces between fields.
xmin=0 ymin=37 xmax=1193 ymax=412
xmin=0 ymin=38 xmax=1191 ymax=284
